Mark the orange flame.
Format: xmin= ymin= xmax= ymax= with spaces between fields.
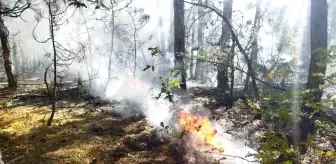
xmin=177 ymin=112 xmax=223 ymax=149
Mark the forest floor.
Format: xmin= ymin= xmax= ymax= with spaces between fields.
xmin=0 ymin=82 xmax=178 ymax=164
xmin=0 ymin=80 xmax=335 ymax=163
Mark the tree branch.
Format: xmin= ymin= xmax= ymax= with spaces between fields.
xmin=183 ymin=0 xmax=260 ymax=99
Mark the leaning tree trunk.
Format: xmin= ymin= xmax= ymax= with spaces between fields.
xmin=0 ymin=15 xmax=17 ymax=88
xmin=174 ymin=0 xmax=187 ymax=91
xmin=217 ymin=0 xmax=232 ymax=91
xmin=299 ymin=0 xmax=328 ymax=144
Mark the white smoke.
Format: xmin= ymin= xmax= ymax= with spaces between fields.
xmin=5 ymin=0 xmax=262 ymax=163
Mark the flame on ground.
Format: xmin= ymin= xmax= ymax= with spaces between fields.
xmin=177 ymin=111 xmax=224 ymax=151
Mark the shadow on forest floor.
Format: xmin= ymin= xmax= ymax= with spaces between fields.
xmin=0 ymin=86 xmax=179 ymax=164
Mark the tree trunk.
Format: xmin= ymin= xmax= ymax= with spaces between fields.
xmin=194 ymin=0 xmax=204 ymax=81
xmin=230 ymin=41 xmax=236 ymax=97
xmin=174 ymin=0 xmax=187 ymax=91
xmin=47 ymin=1 xmax=57 ymax=126
xmin=0 ymin=15 xmax=17 ymax=88
xmin=217 ymin=0 xmax=232 ymax=91
xmin=299 ymin=0 xmax=328 ymax=143
xmin=307 ymin=0 xmax=328 ymax=104
xmin=190 ymin=23 xmax=195 ymax=79
xmin=12 ymin=41 xmax=20 ymax=76
xmin=244 ymin=0 xmax=260 ymax=95
xmin=107 ymin=1 xmax=115 ymax=89
xmin=157 ymin=0 xmax=168 ymax=76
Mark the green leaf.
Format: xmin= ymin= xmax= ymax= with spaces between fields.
xmin=288 ymin=58 xmax=295 ymax=65
xmin=281 ymin=161 xmax=293 ymax=164
xmin=325 ymin=151 xmax=335 ymax=158
xmin=306 ymin=133 xmax=313 ymax=146
xmin=151 ymin=66 xmax=155 ymax=72
xmin=142 ymin=65 xmax=151 ymax=71
xmin=160 ymin=122 xmax=164 ymax=127
xmin=252 ymin=108 xmax=259 ymax=114
xmin=171 ymin=78 xmax=180 ymax=88
xmin=148 ymin=47 xmax=159 ymax=56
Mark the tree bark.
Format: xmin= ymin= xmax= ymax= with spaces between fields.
xmin=0 ymin=15 xmax=17 ymax=88
xmin=12 ymin=41 xmax=20 ymax=76
xmin=47 ymin=1 xmax=57 ymax=126
xmin=174 ymin=0 xmax=187 ymax=91
xmin=217 ymin=0 xmax=232 ymax=91
xmin=194 ymin=0 xmax=204 ymax=81
xmin=107 ymin=0 xmax=115 ymax=88
xmin=190 ymin=22 xmax=195 ymax=79
xmin=307 ymin=0 xmax=328 ymax=101
xmin=244 ymin=0 xmax=261 ymax=95
xmin=230 ymin=41 xmax=236 ymax=97
xmin=299 ymin=0 xmax=328 ymax=143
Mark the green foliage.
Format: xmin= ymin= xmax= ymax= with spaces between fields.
xmin=142 ymin=65 xmax=155 ymax=72
xmin=148 ymin=47 xmax=160 ymax=56
xmin=256 ymin=131 xmax=296 ymax=163
xmin=143 ymin=47 xmax=186 ymax=103
xmin=247 ymin=99 xmax=264 ymax=115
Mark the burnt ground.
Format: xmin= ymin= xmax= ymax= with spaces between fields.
xmin=0 ymin=80 xmax=335 ymax=164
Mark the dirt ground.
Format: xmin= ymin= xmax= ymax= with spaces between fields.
xmin=1 ymin=82 xmax=335 ymax=164
xmin=0 ymin=83 xmax=181 ymax=164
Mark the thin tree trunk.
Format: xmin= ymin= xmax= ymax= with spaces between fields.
xmin=194 ymin=0 xmax=203 ymax=81
xmin=12 ymin=41 xmax=19 ymax=76
xmin=106 ymin=0 xmax=115 ymax=90
xmin=157 ymin=0 xmax=168 ymax=76
xmin=47 ymin=1 xmax=57 ymax=126
xmin=0 ymin=15 xmax=17 ymax=88
xmin=174 ymin=0 xmax=187 ymax=91
xmin=217 ymin=0 xmax=232 ymax=91
xmin=244 ymin=0 xmax=260 ymax=95
xmin=190 ymin=24 xmax=195 ymax=79
xmin=230 ymin=41 xmax=236 ymax=97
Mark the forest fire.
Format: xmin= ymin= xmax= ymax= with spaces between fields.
xmin=177 ymin=112 xmax=224 ymax=150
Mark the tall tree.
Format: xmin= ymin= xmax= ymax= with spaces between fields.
xmin=244 ymin=0 xmax=261 ymax=93
xmin=217 ymin=0 xmax=232 ymax=90
xmin=174 ymin=0 xmax=187 ymax=91
xmin=194 ymin=0 xmax=204 ymax=81
xmin=46 ymin=0 xmax=58 ymax=126
xmin=307 ymin=0 xmax=328 ymax=105
xmin=0 ymin=1 xmax=31 ymax=88
xmin=300 ymin=0 xmax=328 ymax=143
